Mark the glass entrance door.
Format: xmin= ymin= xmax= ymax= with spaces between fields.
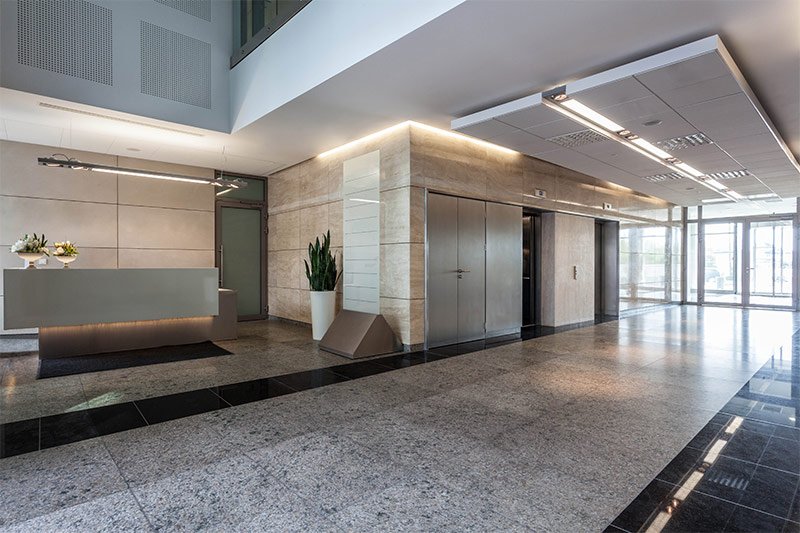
xmin=749 ymin=220 xmax=794 ymax=307
xmin=700 ymin=217 xmax=795 ymax=308
xmin=703 ymin=222 xmax=743 ymax=305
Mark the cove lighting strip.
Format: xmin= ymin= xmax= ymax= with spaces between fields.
xmin=542 ymin=87 xmax=743 ymax=202
xmin=316 ymin=120 xmax=518 ymax=158
xmin=37 ymin=156 xmax=247 ymax=189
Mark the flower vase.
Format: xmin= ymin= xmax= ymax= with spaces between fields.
xmin=56 ymin=256 xmax=77 ymax=268
xmin=16 ymin=252 xmax=44 ymax=269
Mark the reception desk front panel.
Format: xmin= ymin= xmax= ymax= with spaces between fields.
xmin=3 ymin=268 xmax=219 ymax=330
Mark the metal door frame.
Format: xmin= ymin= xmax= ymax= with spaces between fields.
xmin=214 ymin=174 xmax=268 ymax=321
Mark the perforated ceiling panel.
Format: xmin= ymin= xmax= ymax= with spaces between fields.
xmin=140 ymin=22 xmax=211 ymax=109
xmin=546 ymin=129 xmax=607 ymax=148
xmin=154 ymin=0 xmax=212 ymax=22
xmin=17 ymin=0 xmax=112 ymax=85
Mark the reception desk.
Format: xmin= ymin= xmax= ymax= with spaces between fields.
xmin=3 ymin=268 xmax=237 ymax=358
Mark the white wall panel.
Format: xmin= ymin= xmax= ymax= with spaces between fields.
xmin=342 ymin=151 xmax=380 ymax=314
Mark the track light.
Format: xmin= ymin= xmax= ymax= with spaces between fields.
xmin=542 ymin=90 xmax=745 ymax=202
xmin=37 ymin=156 xmax=247 ymax=189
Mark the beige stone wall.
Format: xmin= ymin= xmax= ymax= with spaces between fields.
xmin=0 ymin=140 xmax=216 ymax=333
xmin=267 ymin=124 xmax=422 ymax=344
xmin=541 ymin=212 xmax=596 ymax=327
xmin=268 ymin=123 xmax=678 ymax=346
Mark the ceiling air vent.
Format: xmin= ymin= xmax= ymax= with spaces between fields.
xmin=643 ymin=172 xmax=684 ymax=183
xmin=655 ymin=133 xmax=713 ymax=152
xmin=707 ymin=169 xmax=751 ymax=180
xmin=17 ymin=0 xmax=112 ymax=85
xmin=547 ymin=129 xmax=608 ymax=148
xmin=140 ymin=22 xmax=211 ymax=109
xmin=154 ymin=0 xmax=212 ymax=22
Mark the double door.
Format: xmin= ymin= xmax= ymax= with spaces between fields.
xmin=426 ymin=193 xmax=522 ymax=348
xmin=700 ymin=217 xmax=794 ymax=308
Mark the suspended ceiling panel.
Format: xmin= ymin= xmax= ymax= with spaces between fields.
xmin=452 ymin=35 xmax=800 ymax=206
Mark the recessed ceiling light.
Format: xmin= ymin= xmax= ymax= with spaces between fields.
xmin=642 ymin=119 xmax=663 ymax=127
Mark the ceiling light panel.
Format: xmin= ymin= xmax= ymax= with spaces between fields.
xmin=453 ymin=35 xmax=800 ymax=206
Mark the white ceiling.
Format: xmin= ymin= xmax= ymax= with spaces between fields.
xmin=452 ymin=36 xmax=800 ymax=205
xmin=0 ymin=0 xmax=798 ymax=203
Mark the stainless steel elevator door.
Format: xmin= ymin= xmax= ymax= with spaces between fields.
xmin=457 ymin=197 xmax=487 ymax=343
xmin=486 ymin=202 xmax=522 ymax=336
xmin=426 ymin=194 xmax=459 ymax=347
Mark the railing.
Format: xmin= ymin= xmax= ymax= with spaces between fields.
xmin=231 ymin=0 xmax=312 ymax=68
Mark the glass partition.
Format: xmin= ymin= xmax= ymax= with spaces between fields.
xmin=749 ymin=220 xmax=793 ymax=307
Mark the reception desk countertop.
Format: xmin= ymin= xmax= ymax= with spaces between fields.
xmin=3 ymin=268 xmax=219 ymax=330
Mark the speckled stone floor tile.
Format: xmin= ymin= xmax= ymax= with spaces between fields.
xmin=131 ymin=454 xmax=330 ymax=532
xmin=327 ymin=475 xmax=527 ymax=532
xmin=0 ymin=439 xmax=127 ymax=526
xmin=248 ymin=430 xmax=414 ymax=515
xmin=102 ymin=416 xmax=238 ymax=487
xmin=0 ymin=490 xmax=153 ymax=532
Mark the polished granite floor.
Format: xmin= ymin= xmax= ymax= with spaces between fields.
xmin=0 ymin=306 xmax=798 ymax=531
xmin=0 ymin=320 xmax=345 ymax=423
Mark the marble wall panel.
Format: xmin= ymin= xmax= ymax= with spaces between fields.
xmin=268 ymin=249 xmax=301 ymax=289
xmin=117 ymin=249 xmax=214 ymax=268
xmin=1 ymin=196 xmax=118 ymax=248
xmin=268 ymin=166 xmax=300 ymax=214
xmin=0 ymin=141 xmax=117 ymax=204
xmin=118 ymin=206 xmax=213 ymax=250
xmin=267 ymin=210 xmax=300 ymax=251
xmin=299 ymin=203 xmax=330 ymax=251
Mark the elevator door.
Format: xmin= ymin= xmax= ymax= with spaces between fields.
xmin=426 ymin=194 xmax=486 ymax=347
xmin=457 ymin=198 xmax=487 ymax=343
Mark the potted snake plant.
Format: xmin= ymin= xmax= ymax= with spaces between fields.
xmin=304 ymin=230 xmax=341 ymax=340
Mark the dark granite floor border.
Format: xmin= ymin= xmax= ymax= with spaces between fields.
xmin=0 ymin=319 xmax=613 ymax=459
xmin=606 ymin=331 xmax=800 ymax=533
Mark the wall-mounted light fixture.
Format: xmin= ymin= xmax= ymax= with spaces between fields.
xmin=37 ymin=155 xmax=247 ymax=189
xmin=541 ymin=87 xmax=743 ymax=203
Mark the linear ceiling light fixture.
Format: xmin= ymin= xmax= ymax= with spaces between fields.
xmin=317 ymin=120 xmax=518 ymax=158
xmin=542 ymin=87 xmax=743 ymax=202
xmin=37 ymin=155 xmax=247 ymax=188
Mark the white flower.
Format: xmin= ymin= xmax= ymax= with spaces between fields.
xmin=56 ymin=247 xmax=65 ymax=255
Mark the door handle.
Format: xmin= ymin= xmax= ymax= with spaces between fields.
xmin=457 ymin=268 xmax=471 ymax=273
xmin=219 ymin=244 xmax=224 ymax=287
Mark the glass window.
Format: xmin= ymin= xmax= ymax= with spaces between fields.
xmin=217 ymin=175 xmax=265 ymax=202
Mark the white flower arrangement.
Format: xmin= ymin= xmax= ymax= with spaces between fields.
xmin=53 ymin=241 xmax=79 ymax=257
xmin=10 ymin=233 xmax=49 ymax=256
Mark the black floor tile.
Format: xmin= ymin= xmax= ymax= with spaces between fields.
xmin=272 ymin=368 xmax=350 ymax=392
xmin=87 ymin=402 xmax=147 ymax=436
xmin=722 ymin=428 xmax=771 ymax=464
xmin=773 ymin=425 xmax=800 ymax=442
xmin=723 ymin=505 xmax=793 ymax=533
xmin=687 ymin=421 xmax=726 ymax=451
xmin=759 ymin=436 xmax=800 ymax=475
xmin=695 ymin=456 xmax=756 ymax=504
xmin=328 ymin=360 xmax=394 ymax=379
xmin=0 ymin=418 xmax=39 ymax=458
xmin=134 ymin=388 xmax=230 ymax=424
xmin=217 ymin=378 xmax=295 ymax=406
xmin=428 ymin=340 xmax=488 ymax=357
xmin=376 ymin=351 xmax=443 ymax=369
xmin=738 ymin=465 xmax=800 ymax=519
xmin=666 ymin=490 xmax=738 ymax=532
xmin=40 ymin=410 xmax=98 ymax=449
xmin=611 ymin=479 xmax=676 ymax=532
xmin=656 ymin=446 xmax=704 ymax=484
